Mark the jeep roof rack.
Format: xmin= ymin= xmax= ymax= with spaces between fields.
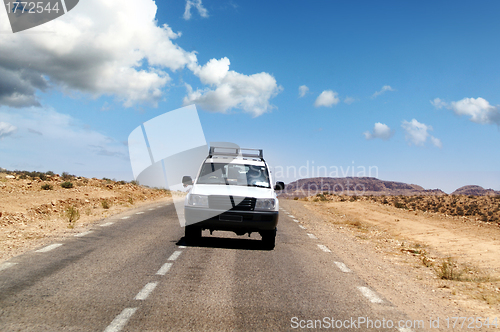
xmin=208 ymin=146 xmax=264 ymax=160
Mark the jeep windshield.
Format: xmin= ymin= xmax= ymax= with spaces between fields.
xmin=196 ymin=162 xmax=271 ymax=188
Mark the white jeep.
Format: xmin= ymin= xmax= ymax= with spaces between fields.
xmin=182 ymin=146 xmax=284 ymax=249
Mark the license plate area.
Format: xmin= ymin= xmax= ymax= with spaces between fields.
xmin=219 ymin=214 xmax=242 ymax=222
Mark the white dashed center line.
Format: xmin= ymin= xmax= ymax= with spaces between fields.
xmin=167 ymin=251 xmax=182 ymax=261
xmin=307 ymin=233 xmax=317 ymax=239
xmin=288 ymin=215 xmax=295 ymax=218
xmin=135 ymin=282 xmax=158 ymax=300
xmin=0 ymin=262 xmax=17 ymax=271
xmin=357 ymin=286 xmax=383 ymax=303
xmin=104 ymin=307 xmax=138 ymax=332
xmin=121 ymin=216 xmax=130 ymax=220
xmin=35 ymin=243 xmax=63 ymax=253
xmin=298 ymin=225 xmax=306 ymax=229
xmin=156 ymin=262 xmax=173 ymax=276
xmin=317 ymin=244 xmax=331 ymax=253
xmin=100 ymin=222 xmax=114 ymax=227
xmin=334 ymin=261 xmax=351 ymax=273
xmin=148 ymin=208 xmax=154 ymax=211
xmin=293 ymin=219 xmax=299 ymax=223
xmin=136 ymin=212 xmax=144 ymax=215
xmin=74 ymin=230 xmax=93 ymax=237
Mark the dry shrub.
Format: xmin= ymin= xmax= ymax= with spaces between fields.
xmin=65 ymin=206 xmax=80 ymax=228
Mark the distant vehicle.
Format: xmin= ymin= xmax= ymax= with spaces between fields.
xmin=182 ymin=146 xmax=285 ymax=249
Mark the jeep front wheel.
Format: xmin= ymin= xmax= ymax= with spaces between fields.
xmin=261 ymin=229 xmax=276 ymax=249
xmin=185 ymin=224 xmax=202 ymax=243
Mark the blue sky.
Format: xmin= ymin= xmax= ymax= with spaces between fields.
xmin=0 ymin=0 xmax=499 ymax=193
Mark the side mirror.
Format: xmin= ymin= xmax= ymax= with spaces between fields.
xmin=182 ymin=176 xmax=193 ymax=187
xmin=274 ymin=181 xmax=285 ymax=191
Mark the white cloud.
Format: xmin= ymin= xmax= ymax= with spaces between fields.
xmin=183 ymin=58 xmax=282 ymax=117
xmin=298 ymin=85 xmax=309 ymax=98
xmin=0 ymin=122 xmax=17 ymax=139
xmin=0 ymin=0 xmax=280 ymax=116
xmin=401 ymin=119 xmax=441 ymax=148
xmin=0 ymin=0 xmax=198 ymax=108
xmin=344 ymin=96 xmax=355 ymax=105
xmin=372 ymin=85 xmax=395 ymax=98
xmin=430 ymin=98 xmax=447 ymax=109
xmin=0 ymin=107 xmax=129 ymax=175
xmin=183 ymin=0 xmax=209 ymax=20
xmin=193 ymin=57 xmax=230 ymax=85
xmin=432 ymin=97 xmax=500 ymax=125
xmin=430 ymin=136 xmax=442 ymax=149
xmin=314 ymin=90 xmax=339 ymax=108
xmin=363 ymin=122 xmax=393 ymax=140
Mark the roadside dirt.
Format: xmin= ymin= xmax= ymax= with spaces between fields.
xmin=0 ymin=172 xmax=172 ymax=263
xmin=281 ymin=198 xmax=500 ymax=329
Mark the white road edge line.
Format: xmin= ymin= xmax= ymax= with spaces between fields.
xmin=74 ymin=231 xmax=93 ymax=237
xmin=103 ymin=307 xmax=138 ymax=332
xmin=317 ymin=244 xmax=331 ymax=253
xmin=121 ymin=216 xmax=130 ymax=220
xmin=136 ymin=212 xmax=144 ymax=215
xmin=0 ymin=262 xmax=17 ymax=271
xmin=357 ymin=286 xmax=383 ymax=304
xmin=167 ymin=251 xmax=182 ymax=261
xmin=36 ymin=243 xmax=63 ymax=253
xmin=156 ymin=262 xmax=173 ymax=275
xmin=178 ymin=245 xmax=186 ymax=249
xmin=298 ymin=225 xmax=306 ymax=229
xmin=307 ymin=233 xmax=317 ymax=239
xmin=100 ymin=222 xmax=114 ymax=227
xmin=134 ymin=282 xmax=158 ymax=300
xmin=334 ymin=261 xmax=351 ymax=273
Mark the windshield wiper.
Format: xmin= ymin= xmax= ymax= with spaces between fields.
xmin=248 ymin=184 xmax=270 ymax=188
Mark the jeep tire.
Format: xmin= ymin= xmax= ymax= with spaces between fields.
xmin=261 ymin=229 xmax=276 ymax=249
xmin=185 ymin=224 xmax=202 ymax=243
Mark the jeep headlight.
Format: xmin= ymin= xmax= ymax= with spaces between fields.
xmin=187 ymin=194 xmax=209 ymax=208
xmin=255 ymin=198 xmax=276 ymax=211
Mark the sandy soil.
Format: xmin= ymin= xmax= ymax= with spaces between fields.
xmin=0 ymin=172 xmax=172 ymax=263
xmin=322 ymin=200 xmax=500 ymax=277
xmin=281 ymin=198 xmax=500 ymax=326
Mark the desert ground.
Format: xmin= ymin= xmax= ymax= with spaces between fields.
xmin=282 ymin=194 xmax=500 ymax=319
xmin=0 ymin=171 xmax=172 ymax=262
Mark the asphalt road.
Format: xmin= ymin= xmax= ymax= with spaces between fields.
xmin=0 ymin=201 xmax=422 ymax=331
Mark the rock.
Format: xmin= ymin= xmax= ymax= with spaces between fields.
xmin=451 ymin=185 xmax=500 ymax=196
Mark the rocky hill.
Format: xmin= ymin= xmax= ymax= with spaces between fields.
xmin=283 ymin=177 xmax=446 ymax=197
xmin=451 ymin=185 xmax=500 ymax=196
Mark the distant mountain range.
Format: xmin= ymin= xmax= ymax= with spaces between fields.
xmin=282 ymin=177 xmax=500 ymax=197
